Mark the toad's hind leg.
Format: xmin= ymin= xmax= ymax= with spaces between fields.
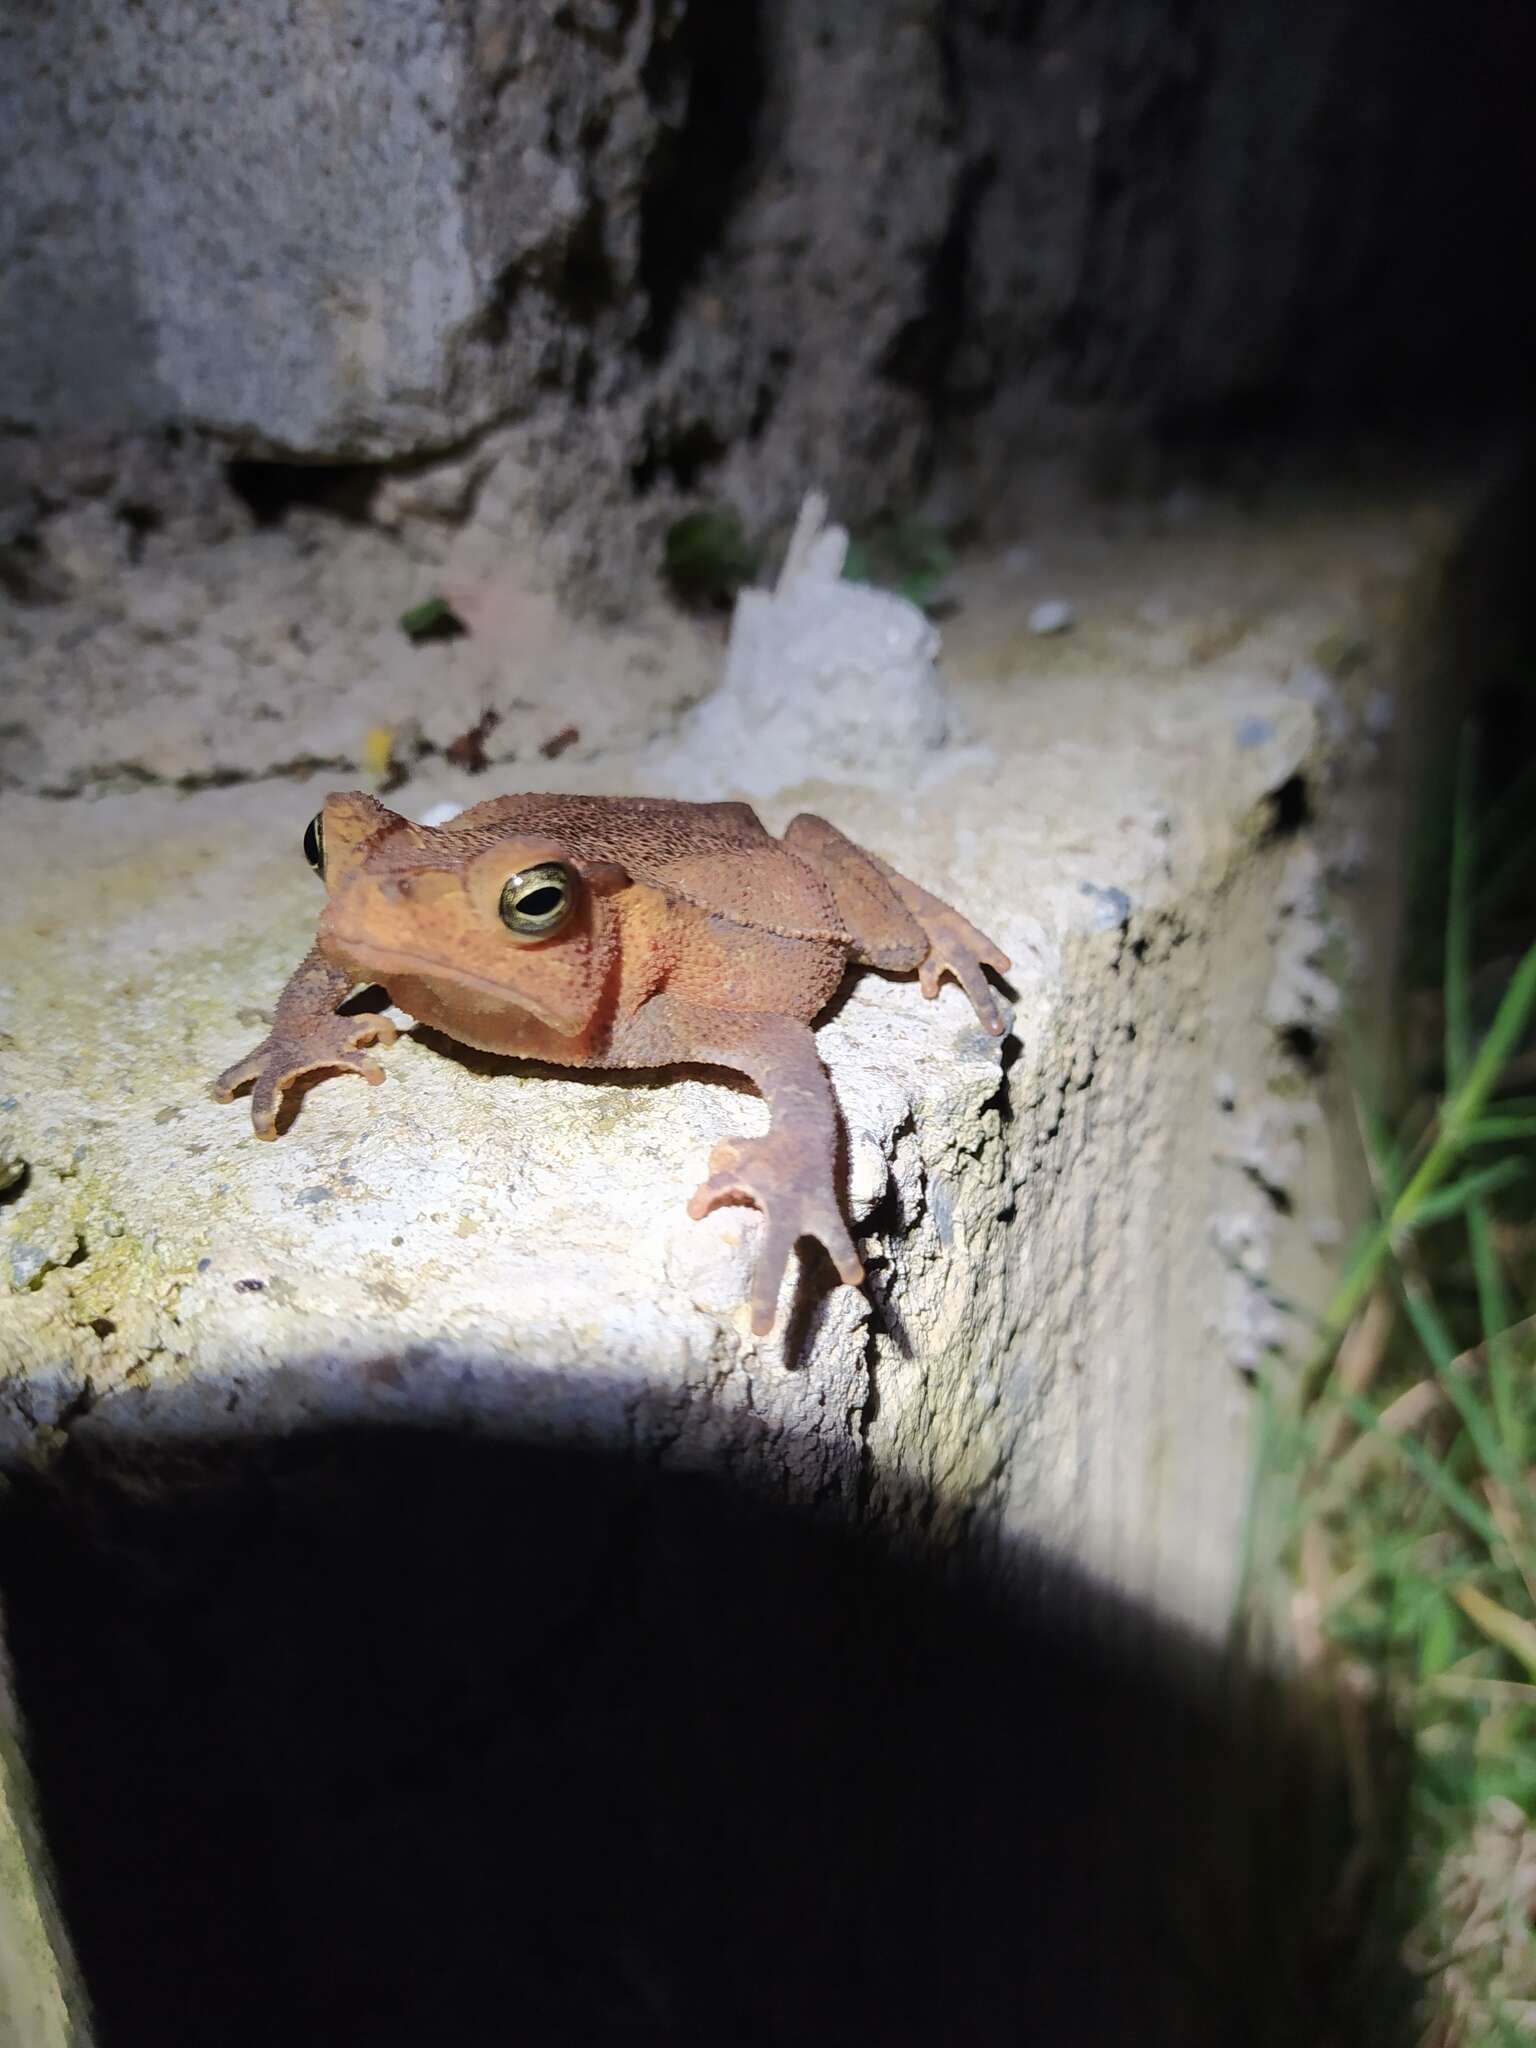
xmin=783 ymin=813 xmax=1012 ymax=1035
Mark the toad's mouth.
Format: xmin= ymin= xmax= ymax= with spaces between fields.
xmin=323 ymin=936 xmax=585 ymax=1036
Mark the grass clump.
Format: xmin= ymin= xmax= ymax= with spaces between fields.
xmin=842 ymin=512 xmax=954 ymax=610
xmin=1258 ymin=730 xmax=1536 ymax=2042
xmin=661 ymin=507 xmax=760 ymax=611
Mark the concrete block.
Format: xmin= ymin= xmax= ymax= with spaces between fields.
xmin=0 ymin=477 xmax=1478 ymax=1642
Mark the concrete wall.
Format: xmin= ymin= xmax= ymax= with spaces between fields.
xmin=4 ymin=0 xmax=1529 ymax=596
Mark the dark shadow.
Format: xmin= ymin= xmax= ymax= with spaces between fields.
xmin=636 ymin=1 xmax=767 ymax=362
xmin=847 ymin=962 xmax=1019 ymax=1016
xmin=0 ymin=1413 xmax=1413 ymax=2047
xmin=881 ymin=155 xmax=996 ymax=411
xmin=224 ymin=461 xmax=381 ymax=529
xmin=774 ymin=1234 xmax=850 ymax=1368
xmin=406 ymin=1024 xmax=757 ymax=1103
xmin=1263 ymin=771 xmax=1313 ymax=842
xmin=260 ymin=1065 xmax=375 ymax=1141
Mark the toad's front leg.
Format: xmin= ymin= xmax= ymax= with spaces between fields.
xmin=211 ymin=947 xmax=397 ymax=1139
xmin=783 ymin=813 xmax=1011 ymax=1034
xmin=625 ymin=997 xmax=863 ymax=1335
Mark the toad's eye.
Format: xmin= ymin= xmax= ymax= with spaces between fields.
xmin=302 ymin=813 xmax=325 ymax=877
xmin=498 ymin=861 xmax=576 ymax=938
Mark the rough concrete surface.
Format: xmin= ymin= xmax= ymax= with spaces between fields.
xmin=0 ymin=500 xmax=717 ymax=797
xmin=0 ymin=473 xmax=1476 ymax=1646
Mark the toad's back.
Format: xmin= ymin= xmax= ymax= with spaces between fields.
xmin=452 ymin=793 xmax=850 ymax=944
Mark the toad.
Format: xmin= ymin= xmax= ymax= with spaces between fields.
xmin=212 ymin=793 xmax=1011 ymax=1334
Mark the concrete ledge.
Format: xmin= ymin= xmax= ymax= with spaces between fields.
xmin=0 ymin=477 xmax=1479 ymax=1643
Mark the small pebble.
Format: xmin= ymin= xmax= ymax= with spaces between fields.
xmin=9 ymin=1245 xmax=49 ymax=1289
xmin=1285 ymin=661 xmax=1351 ymax=741
xmin=1027 ymin=598 xmax=1076 ymax=636
xmin=1286 ymin=662 xmax=1335 ymax=709
xmin=1078 ymin=881 xmax=1131 ymax=931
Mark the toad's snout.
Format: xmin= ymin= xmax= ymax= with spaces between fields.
xmin=370 ymin=871 xmax=461 ymax=908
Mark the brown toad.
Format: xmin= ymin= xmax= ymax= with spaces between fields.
xmin=213 ymin=792 xmax=1010 ymax=1333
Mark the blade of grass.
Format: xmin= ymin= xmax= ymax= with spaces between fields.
xmin=1420 ymin=1590 xmax=1463 ymax=1682
xmin=1329 ymin=1380 xmax=1443 ymax=1492
xmin=1307 ymin=1218 xmax=1396 ymax=1356
xmin=1408 ymin=1157 xmax=1529 ymax=1230
xmin=1427 ymin=1675 xmax=1536 ymax=1705
xmin=1436 ymin=937 xmax=1536 ymax=1148
xmin=1336 ymin=1393 xmax=1500 ymax=1547
xmin=1454 ymin=1314 xmax=1536 ymax=1373
xmin=1317 ymin=1290 xmax=1395 ymax=1463
xmin=1445 ymin=728 xmax=1524 ymax=1465
xmin=1469 ymin=1197 xmax=1519 ymax=1459
xmin=1395 ymin=1267 xmax=1522 ymax=1498
xmin=1484 ymin=1481 xmax=1536 ymax=1612
xmin=1301 ymin=936 xmax=1536 ymax=1399
xmin=1463 ymin=1116 xmax=1536 ymax=1142
xmin=1453 ymin=1585 xmax=1536 ymax=1682
xmin=1444 ymin=730 xmax=1477 ymax=1092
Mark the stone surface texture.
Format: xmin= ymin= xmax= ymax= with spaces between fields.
xmin=0 ymin=472 xmax=1481 ymax=1641
xmin=3 ymin=1 xmax=1528 ymax=603
xmin=0 ymin=499 xmax=716 ymax=798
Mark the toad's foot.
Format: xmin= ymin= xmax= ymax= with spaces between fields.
xmin=211 ymin=1013 xmax=398 ymax=1140
xmin=687 ymin=1131 xmax=864 ymax=1337
xmin=914 ymin=903 xmax=1013 ymax=1035
xmin=782 ymin=814 xmax=1011 ymax=1035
